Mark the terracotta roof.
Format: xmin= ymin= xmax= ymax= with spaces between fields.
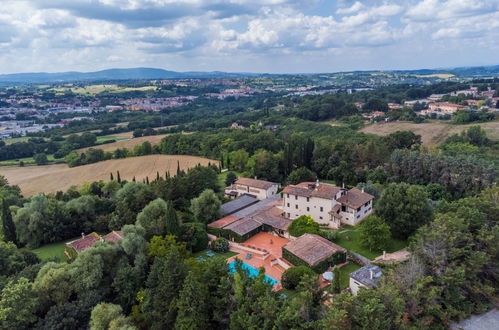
xmin=283 ymin=182 xmax=341 ymax=200
xmin=337 ymin=188 xmax=374 ymax=209
xmin=235 ymin=177 xmax=277 ymax=190
xmin=224 ymin=217 xmax=262 ymax=236
xmin=66 ymin=233 xmax=101 ymax=253
xmin=283 ymin=233 xmax=346 ymax=267
xmin=208 ymin=215 xmax=240 ymax=229
xmin=103 ymin=231 xmax=123 ymax=244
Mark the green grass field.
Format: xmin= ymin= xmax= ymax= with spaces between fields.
xmin=95 ymin=135 xmax=130 ymax=144
xmin=0 ymin=154 xmax=57 ymax=166
xmin=326 ymin=227 xmax=407 ymax=260
xmin=339 ymin=263 xmax=361 ymax=289
xmin=192 ymin=250 xmax=238 ymax=263
xmin=2 ymin=136 xmax=34 ymax=145
xmin=30 ymin=237 xmax=79 ymax=262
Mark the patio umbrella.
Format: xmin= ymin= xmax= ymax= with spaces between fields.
xmin=323 ymin=271 xmax=334 ymax=281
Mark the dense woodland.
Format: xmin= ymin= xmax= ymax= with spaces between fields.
xmin=0 ymin=78 xmax=498 ymax=329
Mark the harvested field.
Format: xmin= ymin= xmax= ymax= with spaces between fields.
xmin=0 ymin=155 xmax=218 ymax=196
xmin=360 ymin=120 xmax=499 ymax=145
xmin=78 ymin=134 xmax=168 ymax=153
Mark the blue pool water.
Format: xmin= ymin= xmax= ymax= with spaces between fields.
xmin=228 ymin=261 xmax=279 ymax=286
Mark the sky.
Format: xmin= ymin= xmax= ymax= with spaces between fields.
xmin=0 ymin=0 xmax=498 ymax=74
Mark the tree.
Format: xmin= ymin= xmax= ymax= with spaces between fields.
xmin=189 ymin=189 xmax=221 ymax=224
xmin=0 ymin=277 xmax=38 ymax=329
xmin=288 ymin=215 xmax=320 ymax=237
xmin=90 ymin=303 xmax=124 ymax=330
xmin=0 ymin=198 xmax=16 ymax=243
xmin=281 ymin=266 xmax=315 ymax=290
xmin=165 ymin=200 xmax=181 ymax=237
xmin=358 ymin=215 xmax=391 ymax=251
xmin=34 ymin=152 xmax=48 ymax=165
xmin=174 ymin=271 xmax=209 ymax=329
xmin=287 ymin=167 xmax=317 ymax=185
xmin=376 ymin=183 xmax=433 ymax=239
xmin=136 ymin=198 xmax=168 ymax=239
xmin=179 ymin=222 xmax=209 ymax=252
xmin=225 ymin=172 xmax=237 ymax=186
xmin=212 ymin=237 xmax=229 ymax=253
xmin=383 ymin=131 xmax=421 ymax=150
xmin=230 ymin=149 xmax=249 ymax=172
xmin=247 ymin=149 xmax=280 ymax=182
xmin=331 ymin=266 xmax=341 ymax=294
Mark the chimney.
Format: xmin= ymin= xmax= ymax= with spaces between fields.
xmin=383 ymin=251 xmax=386 ymax=258
xmin=254 ymin=176 xmax=257 ymax=180
xmin=342 ymin=182 xmax=345 ymax=189
xmin=315 ymin=179 xmax=320 ymax=190
xmin=81 ymin=232 xmax=85 ymax=239
xmin=370 ymin=269 xmax=373 ymax=280
xmin=362 ymin=187 xmax=365 ymax=193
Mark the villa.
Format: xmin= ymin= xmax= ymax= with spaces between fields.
xmin=224 ymin=177 xmax=279 ymax=200
xmin=65 ymin=231 xmax=123 ymax=259
xmin=282 ymin=181 xmax=374 ymax=228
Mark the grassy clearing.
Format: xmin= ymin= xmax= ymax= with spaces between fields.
xmin=0 ymin=154 xmax=57 ymax=166
xmin=218 ymin=170 xmax=242 ymax=188
xmin=2 ymin=136 xmax=34 ymax=145
xmin=339 ymin=263 xmax=361 ymax=289
xmin=192 ymin=250 xmax=238 ymax=263
xmin=31 ymin=238 xmax=78 ymax=262
xmin=53 ymin=84 xmax=157 ymax=96
xmin=325 ymin=227 xmax=407 ymax=260
xmin=95 ymin=135 xmax=130 ymax=144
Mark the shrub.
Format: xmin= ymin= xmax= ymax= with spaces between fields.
xmin=281 ymin=266 xmax=316 ymax=290
xmin=212 ymin=238 xmax=229 ymax=253
xmin=288 ymin=215 xmax=320 ymax=237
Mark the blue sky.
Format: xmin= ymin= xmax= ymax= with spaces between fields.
xmin=0 ymin=0 xmax=498 ymax=74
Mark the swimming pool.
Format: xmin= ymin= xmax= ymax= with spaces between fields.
xmin=228 ymin=261 xmax=279 ymax=286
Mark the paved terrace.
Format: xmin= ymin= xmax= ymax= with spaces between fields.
xmin=227 ymin=232 xmax=291 ymax=285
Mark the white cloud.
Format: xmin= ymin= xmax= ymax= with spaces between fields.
xmin=336 ymin=1 xmax=363 ymax=15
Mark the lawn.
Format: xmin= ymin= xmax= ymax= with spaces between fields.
xmin=0 ymin=154 xmax=57 ymax=166
xmin=192 ymin=250 xmax=238 ymax=263
xmin=338 ymin=263 xmax=361 ymax=289
xmin=96 ymin=135 xmax=130 ymax=144
xmin=326 ymin=227 xmax=407 ymax=260
xmin=218 ymin=170 xmax=243 ymax=188
xmin=30 ymin=237 xmax=79 ymax=262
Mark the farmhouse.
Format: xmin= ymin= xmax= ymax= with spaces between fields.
xmin=209 ymin=195 xmax=292 ymax=241
xmin=282 ymin=233 xmax=346 ymax=272
xmin=225 ymin=177 xmax=279 ymax=200
xmin=282 ymin=181 xmax=374 ymax=228
xmin=65 ymin=231 xmax=123 ymax=259
xmin=349 ymin=265 xmax=383 ymax=295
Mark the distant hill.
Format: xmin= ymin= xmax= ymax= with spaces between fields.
xmin=0 ymin=67 xmax=258 ymax=83
xmin=0 ymin=64 xmax=498 ymax=84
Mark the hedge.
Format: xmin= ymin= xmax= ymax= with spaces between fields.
xmin=282 ymin=248 xmax=347 ymax=273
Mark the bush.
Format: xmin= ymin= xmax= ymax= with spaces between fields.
xmin=281 ymin=266 xmax=316 ymax=290
xmin=212 ymin=238 xmax=229 ymax=253
xmin=318 ymin=229 xmax=338 ymax=242
xmin=288 ymin=215 xmax=320 ymax=237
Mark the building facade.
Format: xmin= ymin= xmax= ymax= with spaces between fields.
xmin=225 ymin=177 xmax=279 ymax=200
xmin=282 ymin=181 xmax=374 ymax=228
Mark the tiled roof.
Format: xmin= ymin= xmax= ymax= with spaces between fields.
xmin=220 ymin=194 xmax=259 ymax=215
xmin=103 ymin=231 xmax=123 ymax=244
xmin=337 ymin=188 xmax=374 ymax=209
xmin=224 ymin=217 xmax=262 ymax=236
xmin=283 ymin=233 xmax=346 ymax=267
xmin=283 ymin=182 xmax=341 ymax=200
xmin=208 ymin=216 xmax=240 ymax=229
xmin=350 ymin=265 xmax=383 ymax=288
xmin=235 ymin=177 xmax=277 ymax=190
xmin=66 ymin=233 xmax=101 ymax=253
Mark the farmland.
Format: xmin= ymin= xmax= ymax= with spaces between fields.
xmin=360 ymin=120 xmax=499 ymax=145
xmin=78 ymin=134 xmax=169 ymax=153
xmin=52 ymin=84 xmax=157 ymax=95
xmin=0 ymin=154 xmax=218 ymax=196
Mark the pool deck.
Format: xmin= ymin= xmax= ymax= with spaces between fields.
xmin=227 ymin=232 xmax=292 ymax=286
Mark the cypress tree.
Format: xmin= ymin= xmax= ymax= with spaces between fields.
xmin=176 ymin=161 xmax=181 ymax=175
xmin=132 ymin=176 xmax=136 ymax=182
xmin=156 ymin=171 xmax=160 ymax=181
xmin=165 ymin=201 xmax=180 ymax=237
xmin=174 ymin=271 xmax=208 ymax=329
xmin=331 ymin=266 xmax=341 ymax=294
xmin=117 ymin=171 xmax=121 ymax=183
xmin=1 ymin=198 xmax=16 ymax=244
xmin=110 ymin=172 xmax=114 ymax=181
xmin=220 ymin=155 xmax=224 ymax=169
xmin=226 ymin=155 xmax=231 ymax=170
xmin=146 ymin=176 xmax=149 ymax=184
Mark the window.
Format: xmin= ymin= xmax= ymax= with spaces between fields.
xmin=341 ymin=205 xmax=346 ymax=212
xmin=287 ymin=194 xmax=289 ymax=198
xmin=295 ymin=205 xmax=298 ymax=209
xmin=319 ymin=216 xmax=323 ymax=220
xmin=295 ymin=195 xmax=298 ymax=200
xmin=287 ymin=213 xmax=290 ymax=218
xmin=287 ymin=203 xmax=290 ymax=207
xmin=357 ymin=207 xmax=361 ymax=212
xmin=357 ymin=215 xmax=360 ymax=218
xmin=320 ymin=207 xmax=323 ymax=212
xmin=306 ymin=207 xmax=310 ymax=211
xmin=306 ymin=197 xmax=310 ymax=202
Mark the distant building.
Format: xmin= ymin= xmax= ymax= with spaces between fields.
xmin=65 ymin=231 xmax=123 ymax=259
xmin=450 ymin=87 xmax=478 ymax=97
xmin=424 ymin=102 xmax=468 ymax=115
xmin=282 ymin=181 xmax=374 ymax=228
xmin=428 ymin=94 xmax=446 ymax=101
xmin=349 ymin=265 xmax=383 ymax=295
xmin=225 ymin=177 xmax=279 ymax=200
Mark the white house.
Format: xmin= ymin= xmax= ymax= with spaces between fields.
xmin=281 ymin=181 xmax=374 ymax=228
xmin=225 ymin=177 xmax=279 ymax=200
xmin=349 ymin=265 xmax=383 ymax=295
